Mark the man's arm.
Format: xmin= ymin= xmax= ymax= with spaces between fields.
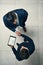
xmin=6 ymin=25 xmax=16 ymax=32
xmin=12 ymin=47 xmax=17 ymax=56
xmin=21 ymin=34 xmax=32 ymax=42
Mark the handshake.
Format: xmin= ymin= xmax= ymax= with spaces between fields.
xmin=15 ymin=31 xmax=21 ymax=36
xmin=15 ymin=26 xmax=27 ymax=36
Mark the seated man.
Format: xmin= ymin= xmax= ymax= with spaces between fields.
xmin=8 ymin=34 xmax=35 ymax=61
xmin=3 ymin=9 xmax=28 ymax=36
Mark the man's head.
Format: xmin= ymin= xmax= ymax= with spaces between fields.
xmin=19 ymin=46 xmax=29 ymax=60
xmin=7 ymin=12 xmax=17 ymax=24
xmin=12 ymin=13 xmax=17 ymax=24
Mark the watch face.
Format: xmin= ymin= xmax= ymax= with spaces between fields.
xmin=8 ymin=35 xmax=16 ymax=46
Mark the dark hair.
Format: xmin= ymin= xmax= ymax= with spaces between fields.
xmin=7 ymin=12 xmax=17 ymax=22
xmin=11 ymin=12 xmax=17 ymax=21
xmin=19 ymin=49 xmax=29 ymax=60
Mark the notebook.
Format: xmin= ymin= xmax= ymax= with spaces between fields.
xmin=7 ymin=35 xmax=16 ymax=46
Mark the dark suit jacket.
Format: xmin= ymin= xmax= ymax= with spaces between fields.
xmin=12 ymin=34 xmax=35 ymax=61
xmin=3 ymin=9 xmax=28 ymax=32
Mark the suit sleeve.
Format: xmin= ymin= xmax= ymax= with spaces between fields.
xmin=12 ymin=47 xmax=17 ymax=56
xmin=5 ymin=24 xmax=16 ymax=32
xmin=21 ymin=34 xmax=33 ymax=42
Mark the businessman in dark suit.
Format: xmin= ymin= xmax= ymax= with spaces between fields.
xmin=3 ymin=9 xmax=28 ymax=35
xmin=8 ymin=34 xmax=35 ymax=61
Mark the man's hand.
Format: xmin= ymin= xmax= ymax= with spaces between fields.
xmin=7 ymin=44 xmax=14 ymax=48
xmin=15 ymin=31 xmax=21 ymax=36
